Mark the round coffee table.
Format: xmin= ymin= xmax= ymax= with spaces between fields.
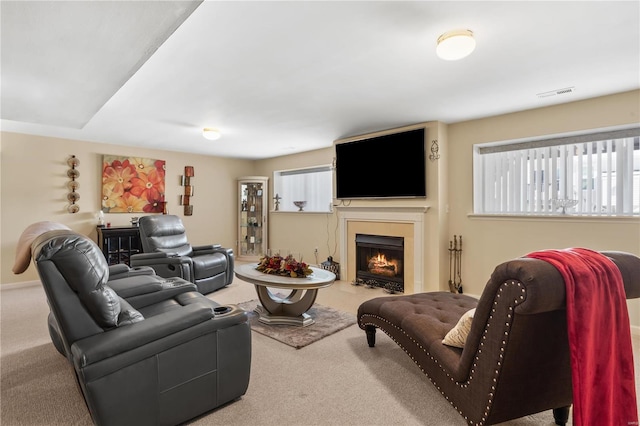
xmin=235 ymin=263 xmax=336 ymax=326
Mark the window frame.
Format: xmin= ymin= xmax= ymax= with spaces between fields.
xmin=273 ymin=164 xmax=333 ymax=213
xmin=473 ymin=127 xmax=640 ymax=217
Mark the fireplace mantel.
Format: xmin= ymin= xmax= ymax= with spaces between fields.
xmin=335 ymin=206 xmax=430 ymax=215
xmin=336 ymin=206 xmax=429 ymax=293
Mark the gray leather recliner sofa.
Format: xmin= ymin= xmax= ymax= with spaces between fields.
xmin=31 ymin=229 xmax=251 ymax=426
xmin=131 ymin=215 xmax=234 ymax=294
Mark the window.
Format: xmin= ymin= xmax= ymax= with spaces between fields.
xmin=473 ymin=128 xmax=640 ymax=216
xmin=273 ymin=165 xmax=333 ymax=212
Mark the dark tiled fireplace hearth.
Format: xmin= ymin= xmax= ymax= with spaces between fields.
xmin=355 ymin=234 xmax=404 ymax=292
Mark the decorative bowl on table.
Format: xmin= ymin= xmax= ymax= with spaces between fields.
xmin=552 ymin=198 xmax=579 ymax=214
xmin=293 ymin=201 xmax=306 ymax=212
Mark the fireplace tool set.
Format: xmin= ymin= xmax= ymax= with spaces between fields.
xmin=448 ymin=235 xmax=463 ymax=293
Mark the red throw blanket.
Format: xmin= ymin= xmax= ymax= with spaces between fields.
xmin=527 ymin=248 xmax=637 ymax=426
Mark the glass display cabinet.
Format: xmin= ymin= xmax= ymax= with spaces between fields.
xmin=238 ymin=176 xmax=268 ymax=261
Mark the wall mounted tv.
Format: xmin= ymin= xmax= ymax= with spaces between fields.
xmin=335 ymin=127 xmax=426 ymax=199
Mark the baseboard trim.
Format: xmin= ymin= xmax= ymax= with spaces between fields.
xmin=1 ymin=280 xmax=40 ymax=290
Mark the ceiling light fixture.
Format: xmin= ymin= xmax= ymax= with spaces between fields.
xmin=436 ymin=29 xmax=476 ymax=61
xmin=202 ymin=127 xmax=221 ymax=140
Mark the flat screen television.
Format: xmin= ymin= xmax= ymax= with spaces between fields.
xmin=335 ymin=128 xmax=426 ymax=199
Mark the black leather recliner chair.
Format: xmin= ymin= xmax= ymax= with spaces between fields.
xmin=31 ymin=229 xmax=251 ymax=426
xmin=131 ymin=215 xmax=234 ymax=294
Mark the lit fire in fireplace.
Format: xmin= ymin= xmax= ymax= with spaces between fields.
xmin=367 ymin=252 xmax=400 ymax=277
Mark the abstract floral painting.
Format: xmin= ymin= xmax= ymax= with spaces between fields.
xmin=102 ymin=156 xmax=166 ymax=213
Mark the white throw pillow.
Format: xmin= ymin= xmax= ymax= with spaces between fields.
xmin=442 ymin=308 xmax=476 ymax=348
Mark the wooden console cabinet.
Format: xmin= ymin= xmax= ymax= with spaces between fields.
xmin=96 ymin=226 xmax=141 ymax=266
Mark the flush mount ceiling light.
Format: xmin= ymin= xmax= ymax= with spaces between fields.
xmin=202 ymin=127 xmax=221 ymax=140
xmin=436 ymin=29 xmax=476 ymax=61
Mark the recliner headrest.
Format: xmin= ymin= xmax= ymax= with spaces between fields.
xmin=32 ymin=230 xmax=122 ymax=328
xmin=138 ymin=215 xmax=192 ymax=255
xmin=139 ymin=215 xmax=186 ymax=237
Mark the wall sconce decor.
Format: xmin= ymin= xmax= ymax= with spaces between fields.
xmin=67 ymin=155 xmax=80 ymax=213
xmin=180 ymin=166 xmax=194 ymax=216
xmin=429 ymin=139 xmax=440 ymax=161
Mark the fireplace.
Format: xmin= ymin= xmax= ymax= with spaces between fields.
xmin=338 ymin=206 xmax=427 ymax=293
xmin=355 ymin=234 xmax=404 ymax=292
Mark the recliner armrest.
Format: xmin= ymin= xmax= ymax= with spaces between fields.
xmin=216 ymin=247 xmax=235 ymax=284
xmin=127 ymin=280 xmax=199 ymax=309
xmin=131 ymin=251 xmax=191 ymax=266
xmin=191 ymin=245 xmax=235 ymax=286
xmin=192 ymin=244 xmax=223 ymax=255
xmin=109 ymin=275 xmax=198 ymax=308
xmin=108 ymin=264 xmax=156 ymax=280
xmin=71 ymin=304 xmax=249 ymax=383
xmin=108 ymin=275 xmax=164 ymax=298
xmin=108 ymin=263 xmax=132 ymax=277
xmin=131 ymin=252 xmax=195 ymax=283
xmin=131 ymin=252 xmax=193 ymax=268
xmin=71 ymin=304 xmax=214 ymax=367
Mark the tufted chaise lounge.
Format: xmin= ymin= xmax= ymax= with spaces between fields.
xmin=357 ymin=251 xmax=640 ymax=426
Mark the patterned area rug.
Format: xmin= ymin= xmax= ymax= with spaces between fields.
xmin=237 ymin=299 xmax=357 ymax=349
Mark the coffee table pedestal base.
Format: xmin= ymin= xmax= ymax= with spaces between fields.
xmin=234 ymin=264 xmax=336 ymax=328
xmin=255 ymin=286 xmax=318 ymax=327
xmin=254 ymin=304 xmax=314 ymax=327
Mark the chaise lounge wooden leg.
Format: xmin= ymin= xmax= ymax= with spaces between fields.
xmin=365 ymin=325 xmax=376 ymax=347
xmin=553 ymin=406 xmax=570 ymax=425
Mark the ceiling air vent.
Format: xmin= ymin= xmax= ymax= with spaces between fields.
xmin=536 ymin=86 xmax=576 ymax=98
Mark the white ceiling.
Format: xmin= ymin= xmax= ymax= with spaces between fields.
xmin=2 ymin=1 xmax=639 ymax=160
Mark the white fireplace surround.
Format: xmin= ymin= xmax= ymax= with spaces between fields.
xmin=337 ymin=206 xmax=429 ymax=293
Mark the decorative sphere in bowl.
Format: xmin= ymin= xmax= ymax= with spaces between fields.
xmin=293 ymin=201 xmax=307 ymax=211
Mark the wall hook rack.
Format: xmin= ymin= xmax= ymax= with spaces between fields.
xmin=180 ymin=166 xmax=194 ymax=215
xmin=66 ymin=155 xmax=80 ymax=213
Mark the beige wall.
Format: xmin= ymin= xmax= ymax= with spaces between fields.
xmin=254 ymin=90 xmax=640 ymax=326
xmin=253 ymin=147 xmax=338 ymax=267
xmin=253 ymin=121 xmax=447 ymax=290
xmin=447 ymin=89 xmax=640 ymax=325
xmin=1 ymin=132 xmax=254 ymax=283
xmin=2 ymin=90 xmax=639 ymax=326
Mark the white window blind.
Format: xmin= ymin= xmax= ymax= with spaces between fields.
xmin=274 ymin=165 xmax=333 ymax=212
xmin=474 ymin=128 xmax=640 ymax=216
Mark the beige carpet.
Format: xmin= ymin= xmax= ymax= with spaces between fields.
xmin=238 ymin=299 xmax=357 ymax=349
xmin=5 ymin=275 xmax=639 ymax=425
